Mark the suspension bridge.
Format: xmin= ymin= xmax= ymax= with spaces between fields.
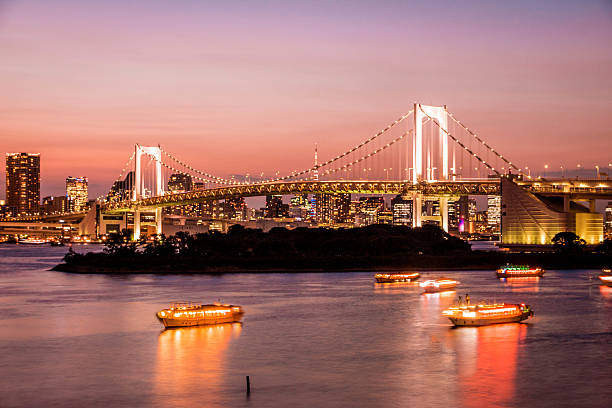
xmin=4 ymin=103 xmax=611 ymax=245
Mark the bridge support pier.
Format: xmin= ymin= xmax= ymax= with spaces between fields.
xmin=134 ymin=209 xmax=141 ymax=240
xmin=440 ymin=197 xmax=449 ymax=233
xmin=412 ymin=194 xmax=422 ymax=228
xmin=155 ymin=208 xmax=162 ymax=235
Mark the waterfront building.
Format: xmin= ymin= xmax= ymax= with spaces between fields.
xmin=66 ymin=177 xmax=88 ymax=212
xmin=500 ymin=178 xmax=603 ymax=246
xmin=5 ymin=153 xmax=40 ymax=215
xmin=41 ymin=196 xmax=68 ymax=215
xmin=391 ymin=195 xmax=413 ymax=226
xmin=487 ymin=195 xmax=501 ymax=232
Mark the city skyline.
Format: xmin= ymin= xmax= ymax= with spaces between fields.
xmin=1 ymin=0 xmax=611 ymax=198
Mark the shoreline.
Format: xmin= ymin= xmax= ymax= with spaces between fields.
xmin=51 ymin=261 xmax=606 ymax=275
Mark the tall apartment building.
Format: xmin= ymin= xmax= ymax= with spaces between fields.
xmin=6 ymin=153 xmax=40 ymax=215
xmin=66 ymin=177 xmax=88 ymax=212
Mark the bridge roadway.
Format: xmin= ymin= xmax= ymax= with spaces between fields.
xmin=103 ymin=179 xmax=501 ymax=213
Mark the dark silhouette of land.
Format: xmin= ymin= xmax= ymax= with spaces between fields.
xmin=53 ymin=225 xmax=611 ymax=274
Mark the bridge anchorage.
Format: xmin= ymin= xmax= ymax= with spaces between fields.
xmin=6 ymin=104 xmax=607 ymax=247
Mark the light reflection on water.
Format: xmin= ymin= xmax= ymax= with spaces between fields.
xmin=0 ymin=246 xmax=610 ymax=408
xmin=454 ymin=323 xmax=526 ymax=408
xmin=155 ymin=324 xmax=242 ymax=407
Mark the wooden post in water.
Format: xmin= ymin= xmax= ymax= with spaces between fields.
xmin=246 ymin=375 xmax=251 ymax=394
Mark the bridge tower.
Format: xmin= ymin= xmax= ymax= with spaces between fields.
xmin=133 ymin=144 xmax=164 ymax=239
xmin=412 ymin=104 xmax=450 ymax=231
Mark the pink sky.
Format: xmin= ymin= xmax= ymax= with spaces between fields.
xmin=1 ymin=0 xmax=611 ymax=198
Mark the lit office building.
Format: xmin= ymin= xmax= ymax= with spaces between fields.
xmin=487 ymin=195 xmax=501 ymax=231
xmin=391 ymin=195 xmax=413 ymax=226
xmin=290 ymin=194 xmax=310 ymax=221
xmin=265 ymin=195 xmax=288 ymax=218
xmin=168 ymin=173 xmax=193 ymax=193
xmin=6 ymin=153 xmax=40 ymax=215
xmin=108 ymin=172 xmax=134 ymax=202
xmin=66 ymin=177 xmax=88 ymax=212
xmin=604 ymin=202 xmax=612 ymax=238
xmin=357 ymin=196 xmax=385 ymax=226
xmin=41 ymin=196 xmax=68 ymax=215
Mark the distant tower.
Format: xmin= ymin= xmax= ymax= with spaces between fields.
xmin=313 ymin=143 xmax=319 ymax=181
xmin=311 ymin=143 xmax=319 ymax=220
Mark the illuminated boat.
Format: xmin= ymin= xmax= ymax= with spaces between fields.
xmin=375 ymin=273 xmax=420 ymax=283
xmin=442 ymin=302 xmax=534 ymax=326
xmin=420 ymin=278 xmax=458 ymax=293
xmin=497 ymin=264 xmax=544 ymax=278
xmin=601 ymin=268 xmax=611 ymax=275
xmin=599 ymin=276 xmax=612 ymax=287
xmin=156 ymin=303 xmax=244 ymax=328
xmin=17 ymin=238 xmax=48 ymax=245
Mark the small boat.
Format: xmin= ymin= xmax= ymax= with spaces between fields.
xmin=497 ymin=264 xmax=544 ymax=278
xmin=442 ymin=302 xmax=534 ymax=326
xmin=156 ymin=303 xmax=244 ymax=328
xmin=599 ymin=275 xmax=612 ymax=287
xmin=601 ymin=268 xmax=611 ymax=275
xmin=17 ymin=238 xmax=48 ymax=245
xmin=375 ymin=273 xmax=420 ymax=283
xmin=420 ymin=278 xmax=458 ymax=293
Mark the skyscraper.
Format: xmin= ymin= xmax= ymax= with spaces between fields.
xmin=6 ymin=153 xmax=40 ymax=215
xmin=66 ymin=177 xmax=88 ymax=212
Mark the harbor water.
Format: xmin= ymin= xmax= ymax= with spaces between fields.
xmin=0 ymin=245 xmax=610 ymax=407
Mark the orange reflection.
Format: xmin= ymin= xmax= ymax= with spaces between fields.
xmin=155 ymin=323 xmax=242 ymax=407
xmin=500 ymin=277 xmax=541 ymax=293
xmin=374 ymin=281 xmax=420 ymax=292
xmin=600 ymin=285 xmax=612 ymax=298
xmin=456 ymin=323 xmax=526 ymax=408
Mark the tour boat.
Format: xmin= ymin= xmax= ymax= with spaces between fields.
xmin=420 ymin=278 xmax=458 ymax=293
xmin=374 ymin=273 xmax=420 ymax=283
xmin=17 ymin=238 xmax=48 ymax=245
xmin=442 ymin=302 xmax=534 ymax=326
xmin=599 ymin=275 xmax=612 ymax=287
xmin=497 ymin=264 xmax=544 ymax=278
xmin=156 ymin=303 xmax=244 ymax=328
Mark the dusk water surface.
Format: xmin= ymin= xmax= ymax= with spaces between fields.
xmin=0 ymin=245 xmax=610 ymax=408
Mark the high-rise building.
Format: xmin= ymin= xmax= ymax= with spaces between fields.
xmin=6 ymin=153 xmax=40 ymax=215
xmin=605 ymin=202 xmax=612 ymax=238
xmin=391 ymin=195 xmax=413 ymax=226
xmin=487 ymin=195 xmax=501 ymax=230
xmin=108 ymin=171 xmax=134 ymax=202
xmin=41 ymin=196 xmax=68 ymax=215
xmin=223 ymin=197 xmax=247 ymax=221
xmin=168 ymin=173 xmax=193 ymax=193
xmin=289 ymin=194 xmax=310 ymax=221
xmin=358 ymin=196 xmax=385 ymax=226
xmin=316 ymin=193 xmax=351 ymax=225
xmin=66 ymin=177 xmax=88 ymax=212
xmin=166 ymin=173 xmax=194 ymax=216
xmin=265 ymin=195 xmax=288 ymax=218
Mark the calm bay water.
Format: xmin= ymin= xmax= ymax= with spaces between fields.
xmin=0 ymin=245 xmax=610 ymax=408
